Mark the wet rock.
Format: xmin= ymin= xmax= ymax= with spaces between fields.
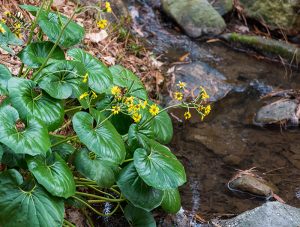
xmin=209 ymin=0 xmax=233 ymax=16
xmin=161 ymin=0 xmax=226 ymax=38
xmin=254 ymin=99 xmax=300 ymax=126
xmin=170 ymin=62 xmax=234 ymax=102
xmin=239 ymin=0 xmax=300 ymax=34
xmin=221 ymin=33 xmax=300 ymax=64
xmin=214 ymin=201 xmax=300 ymax=227
xmin=229 ymin=174 xmax=278 ymax=197
xmin=223 ymin=154 xmax=242 ymax=165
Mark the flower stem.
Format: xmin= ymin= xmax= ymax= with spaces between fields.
xmin=75 ymin=191 xmax=125 ymax=202
xmin=51 ymin=135 xmax=77 ymax=147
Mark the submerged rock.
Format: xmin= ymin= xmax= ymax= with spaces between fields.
xmin=208 ymin=0 xmax=233 ymax=16
xmin=229 ymin=174 xmax=278 ymax=197
xmin=239 ymin=0 xmax=300 ymax=34
xmin=254 ymin=99 xmax=300 ymax=126
xmin=161 ymin=0 xmax=226 ymax=37
xmin=170 ymin=62 xmax=234 ymax=102
xmin=214 ymin=202 xmax=300 ymax=227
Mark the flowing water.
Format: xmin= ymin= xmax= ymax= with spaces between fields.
xmin=127 ymin=0 xmax=300 ymax=221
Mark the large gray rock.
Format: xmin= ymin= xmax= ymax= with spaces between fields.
xmin=161 ymin=0 xmax=226 ymax=37
xmin=170 ymin=62 xmax=233 ymax=102
xmin=254 ymin=99 xmax=300 ymax=126
xmin=239 ymin=0 xmax=300 ymax=34
xmin=215 ymin=202 xmax=300 ymax=227
xmin=209 ymin=0 xmax=233 ymax=15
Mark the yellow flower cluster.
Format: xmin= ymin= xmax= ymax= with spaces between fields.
xmin=97 ymin=19 xmax=108 ymax=29
xmin=79 ymin=91 xmax=98 ymax=100
xmin=105 ymin=1 xmax=112 ymax=13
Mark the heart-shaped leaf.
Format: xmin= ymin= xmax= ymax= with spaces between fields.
xmin=37 ymin=60 xmax=87 ymax=100
xmin=0 ymin=105 xmax=51 ymax=156
xmin=38 ymin=11 xmax=84 ymax=48
xmin=8 ymin=77 xmax=64 ymax=131
xmin=0 ymin=22 xmax=23 ymax=54
xmin=27 ymin=153 xmax=75 ymax=198
xmin=0 ymin=64 xmax=12 ymax=95
xmin=139 ymin=101 xmax=173 ymax=144
xmin=74 ymin=148 xmax=116 ymax=188
xmin=117 ymin=162 xmax=163 ymax=211
xmin=109 ymin=65 xmax=147 ymax=100
xmin=128 ymin=124 xmax=152 ymax=152
xmin=0 ymin=144 xmax=26 ymax=168
xmin=67 ymin=48 xmax=113 ymax=93
xmin=134 ymin=140 xmax=186 ymax=190
xmin=18 ymin=41 xmax=65 ymax=68
xmin=161 ymin=188 xmax=181 ymax=214
xmin=0 ymin=169 xmax=64 ymax=227
xmin=72 ymin=109 xmax=126 ymax=164
xmin=124 ymin=204 xmax=156 ymax=227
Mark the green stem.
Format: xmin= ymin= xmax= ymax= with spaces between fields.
xmin=51 ymin=135 xmax=77 ymax=147
xmin=18 ymin=0 xmax=47 ymax=77
xmin=75 ymin=191 xmax=125 ymax=202
xmin=138 ymin=104 xmax=181 ymax=129
xmin=32 ymin=10 xmax=77 ymax=80
xmin=63 ymin=219 xmax=75 ymax=227
xmin=72 ymin=196 xmax=120 ymax=217
xmin=80 ymin=208 xmax=95 ymax=227
xmin=86 ymin=185 xmax=117 ymax=199
xmin=122 ymin=158 xmax=133 ymax=163
xmin=65 ymin=106 xmax=83 ymax=113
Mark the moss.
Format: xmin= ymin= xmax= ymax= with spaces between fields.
xmin=224 ymin=33 xmax=299 ymax=63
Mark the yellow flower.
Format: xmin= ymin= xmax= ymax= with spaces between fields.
xmin=79 ymin=92 xmax=89 ymax=100
xmin=111 ymin=105 xmax=120 ymax=115
xmin=200 ymin=86 xmax=209 ymax=99
xmin=132 ymin=112 xmax=142 ymax=123
xmin=1 ymin=19 xmax=6 ymax=24
xmin=111 ymin=86 xmax=121 ymax=96
xmin=204 ymin=105 xmax=211 ymax=115
xmin=174 ymin=92 xmax=183 ymax=101
xmin=0 ymin=24 xmax=5 ymax=34
xmin=97 ymin=19 xmax=108 ymax=29
xmin=4 ymin=11 xmax=11 ymax=17
xmin=177 ymin=81 xmax=186 ymax=89
xmin=124 ymin=96 xmax=134 ymax=105
xmin=184 ymin=111 xmax=191 ymax=120
xmin=127 ymin=103 xmax=135 ymax=113
xmin=91 ymin=91 xmax=97 ymax=99
xmin=14 ymin=23 xmax=21 ymax=29
xmin=105 ymin=2 xmax=112 ymax=13
xmin=15 ymin=32 xmax=23 ymax=39
xmin=139 ymin=100 xmax=148 ymax=109
xmin=82 ymin=73 xmax=88 ymax=83
xmin=149 ymin=104 xmax=159 ymax=116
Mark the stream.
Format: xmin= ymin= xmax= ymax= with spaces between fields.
xmin=126 ymin=0 xmax=300 ymax=222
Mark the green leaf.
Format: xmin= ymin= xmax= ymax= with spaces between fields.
xmin=124 ymin=204 xmax=156 ymax=227
xmin=67 ymin=48 xmax=113 ymax=93
xmin=139 ymin=101 xmax=173 ymax=144
xmin=0 ymin=169 xmax=64 ymax=227
xmin=8 ymin=77 xmax=64 ymax=131
xmin=109 ymin=65 xmax=147 ymax=100
xmin=37 ymin=60 xmax=87 ymax=100
xmin=19 ymin=4 xmax=39 ymax=15
xmin=117 ymin=162 xmax=163 ymax=211
xmin=0 ymin=105 xmax=51 ymax=156
xmin=38 ymin=11 xmax=84 ymax=48
xmin=17 ymin=41 xmax=65 ymax=68
xmin=0 ymin=64 xmax=12 ymax=95
xmin=134 ymin=140 xmax=186 ymax=190
xmin=72 ymin=109 xmax=126 ymax=164
xmin=161 ymin=188 xmax=181 ymax=214
xmin=0 ymin=144 xmax=26 ymax=168
xmin=51 ymin=137 xmax=75 ymax=161
xmin=27 ymin=153 xmax=75 ymax=198
xmin=74 ymin=148 xmax=116 ymax=188
xmin=0 ymin=22 xmax=23 ymax=54
xmin=128 ymin=124 xmax=152 ymax=152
